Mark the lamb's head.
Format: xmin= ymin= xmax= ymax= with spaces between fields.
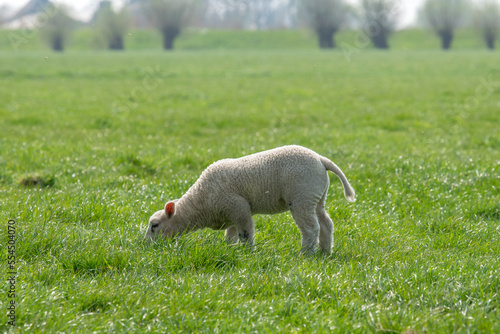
xmin=145 ymin=200 xmax=182 ymax=241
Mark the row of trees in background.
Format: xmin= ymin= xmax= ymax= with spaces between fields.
xmin=30 ymin=0 xmax=189 ymax=51
xmin=35 ymin=0 xmax=199 ymax=51
xmin=303 ymin=0 xmax=500 ymax=50
xmin=301 ymin=0 xmax=398 ymax=49
xmin=4 ymin=0 xmax=500 ymax=52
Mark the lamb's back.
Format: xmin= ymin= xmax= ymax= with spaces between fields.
xmin=197 ymin=146 xmax=327 ymax=214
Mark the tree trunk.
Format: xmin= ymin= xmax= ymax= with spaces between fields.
xmin=440 ymin=30 xmax=453 ymax=50
xmin=162 ymin=27 xmax=180 ymax=50
xmin=485 ymin=34 xmax=495 ymax=50
xmin=109 ymin=35 xmax=124 ymax=50
xmin=52 ymin=34 xmax=63 ymax=52
xmin=371 ymin=33 xmax=389 ymax=49
xmin=317 ymin=29 xmax=335 ymax=49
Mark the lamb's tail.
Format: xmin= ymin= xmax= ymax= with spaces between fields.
xmin=320 ymin=156 xmax=356 ymax=202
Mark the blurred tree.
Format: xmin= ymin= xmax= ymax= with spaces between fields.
xmin=361 ymin=0 xmax=399 ymax=49
xmin=39 ymin=4 xmax=74 ymax=52
xmin=475 ymin=0 xmax=500 ymax=49
xmin=300 ymin=0 xmax=348 ymax=48
xmin=94 ymin=2 xmax=131 ymax=50
xmin=143 ymin=0 xmax=198 ymax=50
xmin=422 ymin=0 xmax=469 ymax=50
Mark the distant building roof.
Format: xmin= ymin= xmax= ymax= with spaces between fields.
xmin=8 ymin=0 xmax=51 ymax=22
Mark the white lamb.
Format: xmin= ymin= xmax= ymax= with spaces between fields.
xmin=145 ymin=145 xmax=355 ymax=254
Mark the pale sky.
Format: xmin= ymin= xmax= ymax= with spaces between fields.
xmin=0 ymin=0 xmax=494 ymax=27
xmin=0 ymin=0 xmax=124 ymax=20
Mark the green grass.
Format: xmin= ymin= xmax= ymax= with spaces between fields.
xmin=0 ymin=48 xmax=499 ymax=333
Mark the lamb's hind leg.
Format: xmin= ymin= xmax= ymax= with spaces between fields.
xmin=290 ymin=202 xmax=320 ymax=254
xmin=317 ymin=193 xmax=333 ymax=254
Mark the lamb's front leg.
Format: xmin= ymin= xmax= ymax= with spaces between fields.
xmin=227 ymin=198 xmax=255 ymax=246
xmin=224 ymin=226 xmax=239 ymax=244
xmin=235 ymin=217 xmax=255 ymax=246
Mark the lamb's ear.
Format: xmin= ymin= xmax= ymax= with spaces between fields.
xmin=165 ymin=201 xmax=175 ymax=218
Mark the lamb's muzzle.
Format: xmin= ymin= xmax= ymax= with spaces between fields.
xmin=145 ymin=145 xmax=355 ymax=254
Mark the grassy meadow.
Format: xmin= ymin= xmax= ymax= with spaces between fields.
xmin=0 ymin=31 xmax=499 ymax=332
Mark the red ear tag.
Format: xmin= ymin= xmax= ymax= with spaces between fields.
xmin=165 ymin=202 xmax=175 ymax=218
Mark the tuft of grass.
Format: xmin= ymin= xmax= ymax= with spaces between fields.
xmin=469 ymin=203 xmax=500 ymax=221
xmin=19 ymin=174 xmax=55 ymax=188
xmin=116 ymin=154 xmax=156 ymax=176
xmin=78 ymin=293 xmax=114 ymax=313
